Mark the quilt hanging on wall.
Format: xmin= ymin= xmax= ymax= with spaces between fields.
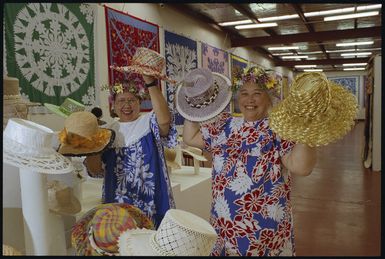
xmin=328 ymin=76 xmax=360 ymax=106
xmin=201 ymin=42 xmax=230 ymax=112
xmin=105 ymin=6 xmax=160 ymax=112
xmin=230 ymin=54 xmax=248 ymax=115
xmin=164 ymin=30 xmax=197 ymax=126
xmin=4 ymin=3 xmax=96 ymax=113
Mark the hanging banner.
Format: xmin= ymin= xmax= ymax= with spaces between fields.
xmin=105 ymin=6 xmax=160 ymax=112
xmin=4 ymin=3 xmax=96 ymax=112
xmin=164 ymin=30 xmax=197 ymax=126
xmin=201 ymin=42 xmax=229 ymax=77
xmin=230 ymin=54 xmax=248 ymax=115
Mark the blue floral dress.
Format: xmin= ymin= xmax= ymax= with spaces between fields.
xmin=200 ymin=113 xmax=295 ymax=256
xmin=101 ymin=111 xmax=178 ymax=228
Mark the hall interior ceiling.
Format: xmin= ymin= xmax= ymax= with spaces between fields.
xmin=169 ymin=3 xmax=381 ymax=72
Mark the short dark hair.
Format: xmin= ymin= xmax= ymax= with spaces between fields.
xmin=91 ymin=107 xmax=103 ymax=118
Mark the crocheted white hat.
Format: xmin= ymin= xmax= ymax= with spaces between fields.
xmin=118 ymin=209 xmax=217 ymax=256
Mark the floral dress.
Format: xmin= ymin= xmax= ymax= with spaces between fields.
xmin=101 ymin=111 xmax=178 ymax=228
xmin=200 ymin=113 xmax=295 ymax=256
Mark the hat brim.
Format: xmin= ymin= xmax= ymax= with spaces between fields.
xmin=111 ymin=64 xmax=176 ymax=84
xmin=118 ymin=229 xmax=158 ymax=256
xmin=176 ymin=72 xmax=232 ymax=122
xmin=58 ymin=129 xmax=115 ymax=157
xmin=4 ymin=97 xmax=41 ymax=107
xmin=269 ymin=82 xmax=358 ymax=147
xmin=44 ymin=103 xmax=69 ymax=118
xmin=3 ymin=137 xmax=74 ymax=174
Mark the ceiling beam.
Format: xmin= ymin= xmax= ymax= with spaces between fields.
xmin=231 ymin=27 xmax=381 ymax=47
xmin=275 ymin=58 xmax=370 ymax=67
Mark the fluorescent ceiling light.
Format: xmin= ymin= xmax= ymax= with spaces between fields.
xmin=295 ymin=65 xmax=317 ymax=68
xmin=259 ymin=14 xmax=299 ymax=22
xmin=281 ymin=55 xmax=308 ymax=59
xmin=218 ymin=19 xmax=252 ymax=26
xmin=324 ymin=11 xmax=379 ymax=21
xmin=336 ymin=41 xmax=374 ymax=47
xmin=357 ymin=48 xmax=381 ymax=51
xmin=303 ymin=69 xmax=323 ymax=72
xmin=297 ymin=51 xmax=324 ymax=54
xmin=341 ymin=52 xmax=372 ymax=56
xmin=235 ymin=22 xmax=277 ymax=29
xmin=304 ymin=7 xmax=355 ymax=17
xmin=306 ymin=57 xmax=318 ymax=60
xmin=343 ymin=67 xmax=366 ymax=71
xmin=326 ymin=48 xmax=355 ymax=53
xmin=342 ymin=63 xmax=367 ymax=66
xmin=268 ymin=46 xmax=299 ymax=50
xmin=272 ymin=52 xmax=293 ymax=56
xmin=356 ymin=4 xmax=382 ymax=11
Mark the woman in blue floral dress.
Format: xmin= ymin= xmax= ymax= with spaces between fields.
xmin=183 ymin=67 xmax=317 ymax=256
xmin=84 ymin=74 xmax=177 ymax=228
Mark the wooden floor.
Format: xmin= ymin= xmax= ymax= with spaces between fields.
xmin=291 ymin=121 xmax=381 ymax=256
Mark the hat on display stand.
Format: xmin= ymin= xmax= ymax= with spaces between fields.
xmin=110 ymin=47 xmax=176 ymax=84
xmin=3 ymin=118 xmax=74 ymax=174
xmin=44 ymin=97 xmax=85 ymax=118
xmin=57 ymin=111 xmax=115 ymax=157
xmin=71 ymin=203 xmax=154 ymax=256
xmin=118 ymin=209 xmax=218 ymax=256
xmin=47 ymin=180 xmax=81 ymax=216
xmin=176 ymin=68 xmax=232 ymax=122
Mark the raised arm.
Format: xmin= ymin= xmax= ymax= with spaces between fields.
xmin=282 ymin=143 xmax=317 ymax=176
xmin=183 ymin=119 xmax=205 ymax=149
xmin=143 ymin=75 xmax=171 ymax=137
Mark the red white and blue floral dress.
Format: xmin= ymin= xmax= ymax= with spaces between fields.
xmin=200 ymin=113 xmax=295 ymax=256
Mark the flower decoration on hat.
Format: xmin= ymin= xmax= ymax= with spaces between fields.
xmin=232 ymin=66 xmax=281 ymax=95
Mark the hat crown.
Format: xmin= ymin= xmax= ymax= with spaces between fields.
xmin=3 ymin=76 xmax=21 ymax=96
xmin=3 ymin=118 xmax=55 ymax=155
xmin=288 ymin=72 xmax=331 ymax=117
xmin=151 ymin=209 xmax=217 ymax=256
xmin=182 ymin=68 xmax=214 ymax=97
xmin=65 ymin=111 xmax=98 ymax=138
xmin=59 ymin=98 xmax=85 ymax=116
xmin=131 ymin=47 xmax=165 ymax=73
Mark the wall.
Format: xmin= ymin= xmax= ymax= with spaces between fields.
xmin=372 ymin=55 xmax=381 ymax=171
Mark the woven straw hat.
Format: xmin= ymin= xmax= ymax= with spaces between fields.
xmin=176 ymin=68 xmax=232 ymax=122
xmin=57 ymin=111 xmax=115 ymax=156
xmin=3 ymin=75 xmax=41 ymax=106
xmin=110 ymin=47 xmax=176 ymax=83
xmin=44 ymin=98 xmax=85 ymax=118
xmin=118 ymin=209 xmax=218 ymax=256
xmin=269 ymin=72 xmax=358 ymax=147
xmin=3 ymin=118 xmax=74 ymax=174
xmin=2 ymin=244 xmax=22 ymax=255
xmin=71 ymin=203 xmax=154 ymax=256
xmin=47 ymin=180 xmax=81 ymax=215
xmin=164 ymin=148 xmax=181 ymax=170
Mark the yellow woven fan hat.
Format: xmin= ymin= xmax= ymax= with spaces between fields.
xmin=269 ymin=72 xmax=358 ymax=147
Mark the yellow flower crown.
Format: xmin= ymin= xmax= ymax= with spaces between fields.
xmin=101 ymin=81 xmax=149 ymax=100
xmin=232 ymin=66 xmax=281 ymax=93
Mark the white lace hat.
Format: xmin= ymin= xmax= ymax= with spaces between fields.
xmin=3 ymin=118 xmax=74 ymax=174
xmin=118 ymin=209 xmax=217 ymax=256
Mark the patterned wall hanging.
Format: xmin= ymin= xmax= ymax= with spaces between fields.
xmin=328 ymin=76 xmax=360 ymax=106
xmin=230 ymin=54 xmax=248 ymax=115
xmin=201 ymin=42 xmax=230 ymax=112
xmin=4 ymin=3 xmax=96 ymax=113
xmin=105 ymin=6 xmax=160 ymax=112
xmin=164 ymin=30 xmax=197 ymax=126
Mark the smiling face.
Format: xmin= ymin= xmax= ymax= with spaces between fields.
xmin=113 ymin=91 xmax=141 ymax=122
xmin=237 ymin=81 xmax=272 ymax=122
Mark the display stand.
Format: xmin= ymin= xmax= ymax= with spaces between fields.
xmin=19 ymin=169 xmax=66 ymax=255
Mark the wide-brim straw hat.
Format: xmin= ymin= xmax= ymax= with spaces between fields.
xmin=269 ymin=72 xmax=358 ymax=147
xmin=58 ymin=111 xmax=115 ymax=156
xmin=44 ymin=98 xmax=85 ymax=118
xmin=71 ymin=203 xmax=154 ymax=256
xmin=118 ymin=209 xmax=217 ymax=256
xmin=164 ymin=148 xmax=181 ymax=170
xmin=176 ymin=68 xmax=232 ymax=122
xmin=47 ymin=180 xmax=81 ymax=215
xmin=110 ymin=47 xmax=176 ymax=84
xmin=3 ymin=118 xmax=74 ymax=174
xmin=3 ymin=75 xmax=41 ymax=106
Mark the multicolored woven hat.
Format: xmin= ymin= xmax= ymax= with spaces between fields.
xmin=269 ymin=72 xmax=358 ymax=147
xmin=176 ymin=68 xmax=232 ymax=122
xmin=71 ymin=203 xmax=154 ymax=256
xmin=44 ymin=98 xmax=85 ymax=118
xmin=58 ymin=111 xmax=115 ymax=156
xmin=118 ymin=209 xmax=218 ymax=256
xmin=110 ymin=47 xmax=176 ymax=84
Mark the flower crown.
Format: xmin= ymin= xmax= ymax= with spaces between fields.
xmin=232 ymin=66 xmax=280 ymax=93
xmin=101 ymin=81 xmax=149 ymax=100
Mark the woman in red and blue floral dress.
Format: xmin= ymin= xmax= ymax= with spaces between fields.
xmin=183 ymin=66 xmax=317 ymax=256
